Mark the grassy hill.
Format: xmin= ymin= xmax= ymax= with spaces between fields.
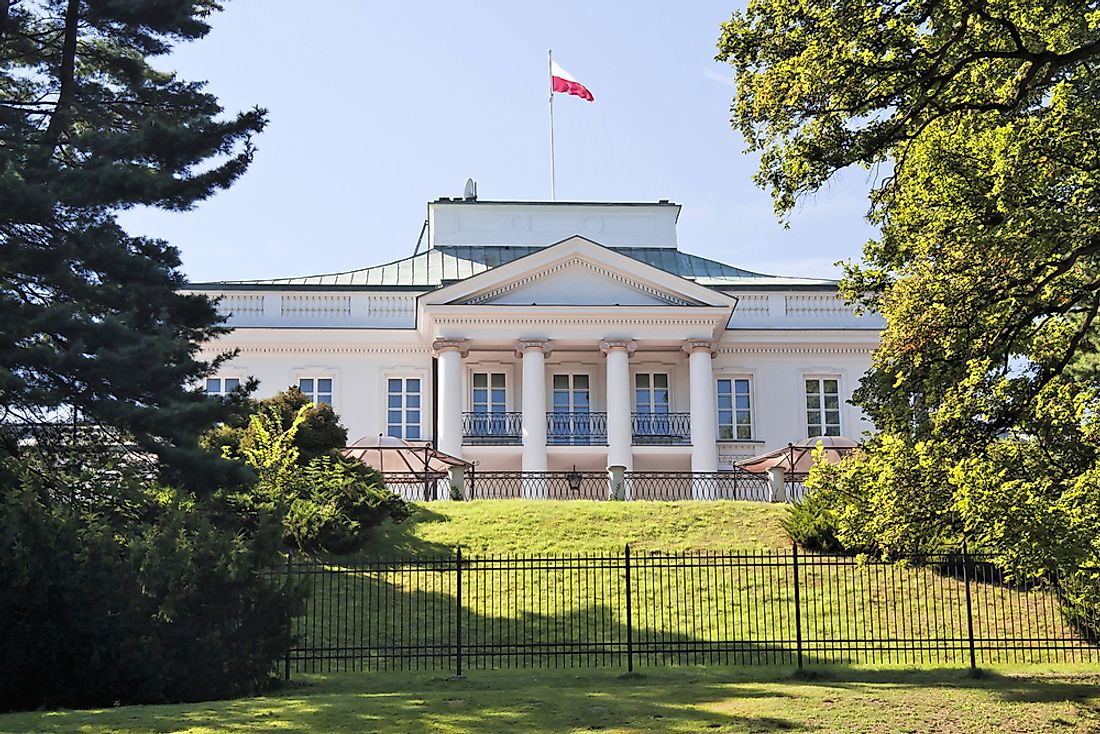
xmin=290 ymin=500 xmax=1089 ymax=673
xmin=360 ymin=499 xmax=792 ymax=557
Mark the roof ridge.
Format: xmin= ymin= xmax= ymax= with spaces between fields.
xmin=187 ymin=243 xmax=835 ymax=288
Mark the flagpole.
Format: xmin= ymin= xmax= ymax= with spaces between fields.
xmin=548 ymin=48 xmax=556 ymax=201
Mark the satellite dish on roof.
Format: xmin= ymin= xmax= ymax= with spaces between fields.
xmin=463 ymin=178 xmax=477 ymax=200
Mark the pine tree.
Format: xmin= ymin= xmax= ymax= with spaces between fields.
xmin=0 ymin=1 xmax=266 ymax=487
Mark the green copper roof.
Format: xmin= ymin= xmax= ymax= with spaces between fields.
xmin=195 ymin=246 xmax=835 ymax=290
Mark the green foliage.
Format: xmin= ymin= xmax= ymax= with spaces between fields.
xmin=0 ymin=458 xmax=300 ymax=711
xmin=719 ymin=0 xmax=1100 ymax=621
xmin=284 ymin=456 xmax=410 ymax=554
xmin=782 ymin=490 xmax=847 ymax=554
xmin=0 ymin=0 xmax=266 ymax=488
xmin=222 ymin=402 xmax=408 ymax=554
xmin=204 ymin=387 xmax=349 ymax=468
xmin=716 ymin=0 xmax=1098 ymax=218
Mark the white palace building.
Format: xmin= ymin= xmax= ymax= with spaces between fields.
xmin=189 ymin=196 xmax=883 ymax=499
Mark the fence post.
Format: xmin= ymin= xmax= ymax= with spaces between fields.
xmin=792 ymin=542 xmax=803 ymax=671
xmin=625 ymin=544 xmax=634 ymax=673
xmin=962 ymin=539 xmax=977 ymax=675
xmin=454 ymin=547 xmax=464 ymax=677
xmin=284 ymin=550 xmax=292 ymax=682
xmin=469 ymin=465 xmax=476 ymax=500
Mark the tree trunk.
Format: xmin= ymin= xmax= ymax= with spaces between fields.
xmin=41 ymin=0 xmax=81 ymax=151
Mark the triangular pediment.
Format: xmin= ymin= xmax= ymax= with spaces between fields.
xmin=420 ymin=236 xmax=734 ymax=309
xmin=462 ymin=258 xmax=689 ymax=306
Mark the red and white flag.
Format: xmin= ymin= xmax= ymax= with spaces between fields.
xmin=550 ymin=60 xmax=594 ymax=102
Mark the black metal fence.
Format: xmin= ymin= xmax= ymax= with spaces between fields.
xmin=465 ymin=470 xmax=609 ymax=500
xmin=455 ymin=470 xmax=775 ymax=501
xmin=277 ymin=547 xmax=1097 ymax=676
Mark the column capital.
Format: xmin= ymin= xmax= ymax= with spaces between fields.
xmin=682 ymin=339 xmax=717 ymax=358
xmin=432 ymin=338 xmax=469 ymax=357
xmin=599 ymin=339 xmax=637 ymax=356
xmin=515 ymin=338 xmax=553 ymax=358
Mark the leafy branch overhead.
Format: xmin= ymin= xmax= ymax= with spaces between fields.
xmin=719 ymin=1 xmax=1100 ymax=610
xmin=717 ymin=0 xmax=1100 ymax=215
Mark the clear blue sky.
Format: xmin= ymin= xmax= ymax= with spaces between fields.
xmin=118 ymin=0 xmax=879 ymax=284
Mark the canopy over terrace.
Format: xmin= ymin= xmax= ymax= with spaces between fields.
xmin=344 ymin=434 xmax=470 ymax=477
xmin=737 ymin=435 xmax=859 ymax=479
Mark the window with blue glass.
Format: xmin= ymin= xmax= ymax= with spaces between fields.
xmin=387 ymin=377 xmax=421 ymax=440
xmin=298 ymin=377 xmax=333 ymax=406
xmin=635 ymin=373 xmax=670 ymax=435
xmin=805 ymin=377 xmax=841 ymax=437
xmin=471 ymin=372 xmax=506 ymax=436
xmin=551 ymin=373 xmax=590 ymax=442
xmin=205 ymin=377 xmax=240 ymax=396
xmin=717 ymin=377 xmax=753 ymax=440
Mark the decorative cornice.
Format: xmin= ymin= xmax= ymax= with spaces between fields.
xmin=599 ymin=339 xmax=637 ymax=355
xmin=682 ymin=339 xmax=717 ymax=358
xmin=515 ymin=338 xmax=553 ymax=357
xmin=718 ymin=346 xmax=875 ymax=355
xmin=213 ymin=346 xmax=433 ymax=355
xmin=432 ymin=338 xmax=470 ymax=357
xmin=462 ymin=258 xmax=696 ymax=307
xmin=431 ymin=314 xmax=725 ymax=327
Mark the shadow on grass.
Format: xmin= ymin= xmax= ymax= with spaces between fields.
xmin=13 ymin=666 xmax=1098 ymax=734
xmin=286 ymin=557 xmax=822 ymax=675
xmin=336 ymin=504 xmax=455 ymax=559
xmin=18 ymin=671 xmax=811 ymax=734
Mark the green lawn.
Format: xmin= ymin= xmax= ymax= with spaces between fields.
xmin=6 ymin=667 xmax=1099 ymax=733
xmin=287 ymin=501 xmax=1091 ymax=672
xmin=361 ymin=499 xmax=791 ymax=557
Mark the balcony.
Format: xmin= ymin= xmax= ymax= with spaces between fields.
xmin=462 ymin=412 xmax=523 ymax=445
xmin=461 ymin=411 xmax=609 ymax=445
xmin=631 ymin=412 xmax=691 ymax=445
xmin=546 ymin=411 xmax=607 ymax=445
xmin=461 ymin=411 xmax=693 ymax=446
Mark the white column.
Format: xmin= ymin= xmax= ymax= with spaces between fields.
xmin=433 ymin=338 xmax=468 ymax=461
xmin=518 ymin=339 xmax=551 ymax=497
xmin=684 ymin=340 xmax=719 ymax=482
xmin=601 ymin=339 xmax=635 ymax=472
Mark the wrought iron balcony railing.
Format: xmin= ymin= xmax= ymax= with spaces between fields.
xmin=461 ymin=411 xmax=610 ymax=445
xmin=462 ymin=412 xmax=523 ymax=445
xmin=546 ymin=411 xmax=607 ymax=445
xmin=462 ymin=412 xmax=694 ymax=445
xmin=631 ymin=412 xmax=691 ymax=445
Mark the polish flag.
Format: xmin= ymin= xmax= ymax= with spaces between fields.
xmin=551 ymin=60 xmax=594 ymax=102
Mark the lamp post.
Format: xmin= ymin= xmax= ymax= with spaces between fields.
xmin=566 ymin=464 xmax=582 ymax=494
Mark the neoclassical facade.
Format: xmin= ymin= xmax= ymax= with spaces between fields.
xmin=188 ymin=198 xmax=882 ymax=480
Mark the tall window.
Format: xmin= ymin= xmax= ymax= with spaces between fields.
xmin=387 ymin=377 xmax=421 ymax=440
xmin=552 ymin=374 xmax=590 ymax=413
xmin=471 ymin=372 xmax=506 ymax=414
xmin=205 ymin=377 xmax=240 ymax=396
xmin=717 ymin=377 xmax=752 ymax=440
xmin=551 ymin=374 xmax=591 ymax=443
xmin=634 ymin=373 xmax=670 ymax=414
xmin=299 ymin=377 xmax=333 ymax=406
xmin=805 ymin=377 xmax=841 ymax=437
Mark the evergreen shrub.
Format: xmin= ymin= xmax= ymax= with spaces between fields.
xmin=0 ymin=462 xmax=301 ymax=711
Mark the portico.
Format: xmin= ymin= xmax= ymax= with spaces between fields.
xmin=430 ymin=335 xmax=722 ymax=476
